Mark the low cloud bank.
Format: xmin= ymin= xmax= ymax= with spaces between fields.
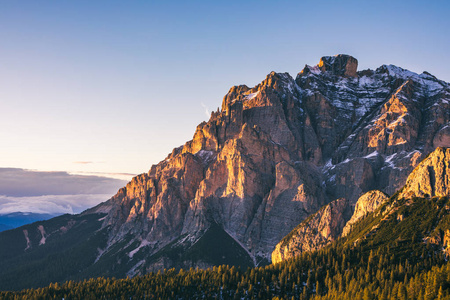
xmin=0 ymin=194 xmax=113 ymax=214
xmin=0 ymin=168 xmax=128 ymax=214
xmin=0 ymin=168 xmax=127 ymax=197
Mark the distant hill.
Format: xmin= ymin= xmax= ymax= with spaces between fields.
xmin=0 ymin=224 xmax=12 ymax=232
xmin=0 ymin=212 xmax=59 ymax=232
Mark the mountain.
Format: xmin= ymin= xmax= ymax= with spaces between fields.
xmin=0 ymin=54 xmax=449 ymax=290
xmin=2 ymin=148 xmax=450 ymax=298
xmin=0 ymin=212 xmax=59 ymax=232
xmin=93 ymin=54 xmax=449 ymax=269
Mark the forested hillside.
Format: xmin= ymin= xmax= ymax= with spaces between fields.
xmin=2 ymin=195 xmax=450 ymax=299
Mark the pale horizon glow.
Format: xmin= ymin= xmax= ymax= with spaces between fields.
xmin=1 ymin=0 xmax=449 ymax=179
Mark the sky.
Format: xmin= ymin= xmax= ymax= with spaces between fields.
xmin=0 ymin=1 xmax=449 ymax=213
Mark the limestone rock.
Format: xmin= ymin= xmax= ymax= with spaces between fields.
xmin=271 ymin=198 xmax=352 ymax=264
xmin=325 ymin=158 xmax=377 ymax=203
xmin=433 ymin=125 xmax=450 ymax=149
xmin=399 ymin=147 xmax=450 ymax=198
xmin=342 ymin=190 xmax=389 ymax=237
xmin=92 ymin=55 xmax=450 ymax=273
xmin=318 ymin=54 xmax=358 ymax=77
xmin=444 ymin=230 xmax=450 ymax=257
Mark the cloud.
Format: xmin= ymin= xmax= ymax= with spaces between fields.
xmin=73 ymin=161 xmax=94 ymax=164
xmin=70 ymin=171 xmax=136 ymax=181
xmin=201 ymin=102 xmax=210 ymax=119
xmin=0 ymin=168 xmax=127 ymax=197
xmin=0 ymin=194 xmax=113 ymax=215
xmin=0 ymin=168 xmax=128 ymax=214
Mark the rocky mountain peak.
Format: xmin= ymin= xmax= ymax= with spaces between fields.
xmin=221 ymin=85 xmax=250 ymax=111
xmin=318 ymin=54 xmax=358 ymax=77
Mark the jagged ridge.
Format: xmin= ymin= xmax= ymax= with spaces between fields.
xmin=89 ymin=54 xmax=450 ymax=271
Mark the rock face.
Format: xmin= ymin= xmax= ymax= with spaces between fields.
xmin=271 ymin=198 xmax=352 ymax=264
xmin=342 ymin=190 xmax=389 ymax=237
xmin=399 ymin=147 xmax=450 ymax=199
xmin=318 ymin=54 xmax=358 ymax=77
xmin=74 ymin=55 xmax=450 ymax=273
xmin=444 ymin=230 xmax=450 ymax=257
xmin=273 ymin=147 xmax=450 ymax=263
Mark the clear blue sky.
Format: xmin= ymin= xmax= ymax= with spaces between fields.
xmin=1 ymin=0 xmax=449 ymax=178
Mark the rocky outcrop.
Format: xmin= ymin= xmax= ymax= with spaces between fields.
xmin=444 ymin=230 xmax=450 ymax=257
xmin=271 ymin=198 xmax=352 ymax=264
xmin=318 ymin=54 xmax=358 ymax=77
xmin=424 ymin=228 xmax=450 ymax=258
xmin=433 ymin=125 xmax=450 ymax=149
xmin=103 ymin=151 xmax=205 ymax=247
xmin=342 ymin=190 xmax=389 ymax=237
xmin=399 ymin=147 xmax=450 ymax=199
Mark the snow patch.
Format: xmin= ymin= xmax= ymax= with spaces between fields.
xmin=328 ymin=174 xmax=337 ymax=182
xmin=244 ymin=91 xmax=260 ymax=100
xmin=127 ymin=260 xmax=146 ymax=278
xmin=196 ymin=150 xmax=214 ymax=161
xmin=384 ymin=153 xmax=402 ymax=170
xmin=128 ymin=239 xmax=151 ymax=258
xmin=364 ymin=151 xmax=379 ymax=159
xmin=98 ymin=216 xmax=107 ymax=222
xmin=308 ymin=65 xmax=321 ymax=75
xmin=359 ymin=76 xmax=375 ymax=87
xmin=385 ymin=153 xmax=397 ymax=163
xmin=425 ymin=80 xmax=444 ymax=94
xmin=95 ymin=247 xmax=106 ymax=263
xmin=340 ymin=158 xmax=352 ymax=164
xmin=406 ymin=150 xmax=422 ymax=158
xmin=384 ymin=65 xmax=419 ymax=80
xmin=322 ymin=159 xmax=335 ymax=171
xmin=285 ymin=80 xmax=295 ymax=93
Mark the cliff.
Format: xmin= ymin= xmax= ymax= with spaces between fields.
xmin=271 ymin=198 xmax=352 ymax=264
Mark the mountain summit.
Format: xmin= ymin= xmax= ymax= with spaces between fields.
xmin=318 ymin=54 xmax=358 ymax=77
xmin=0 ymin=55 xmax=449 ymax=290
